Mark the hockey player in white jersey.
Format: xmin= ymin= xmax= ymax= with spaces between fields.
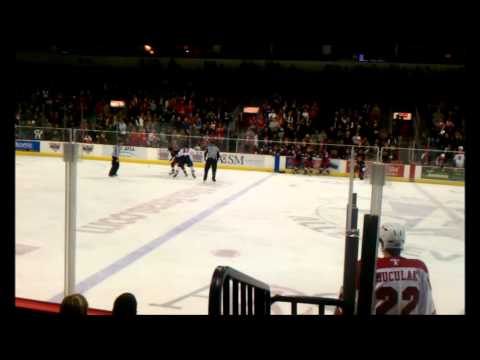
xmin=335 ymin=223 xmax=436 ymax=315
xmin=173 ymin=146 xmax=196 ymax=179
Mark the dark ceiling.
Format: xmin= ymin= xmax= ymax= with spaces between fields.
xmin=16 ymin=29 xmax=465 ymax=64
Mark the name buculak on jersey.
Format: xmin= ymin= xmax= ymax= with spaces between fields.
xmin=376 ymin=269 xmax=420 ymax=283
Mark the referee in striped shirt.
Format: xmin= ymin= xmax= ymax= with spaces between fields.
xmin=109 ymin=142 xmax=121 ymax=177
xmin=204 ymin=141 xmax=220 ymax=182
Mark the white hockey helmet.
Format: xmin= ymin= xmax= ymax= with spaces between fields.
xmin=379 ymin=223 xmax=405 ymax=250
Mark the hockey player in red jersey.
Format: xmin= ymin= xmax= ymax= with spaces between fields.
xmin=336 ymin=223 xmax=436 ymax=315
xmin=292 ymin=147 xmax=304 ymax=174
xmin=303 ymin=151 xmax=314 ymax=175
xmin=319 ymin=150 xmax=331 ymax=175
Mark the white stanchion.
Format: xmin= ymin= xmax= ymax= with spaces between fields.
xmin=63 ymin=142 xmax=79 ymax=297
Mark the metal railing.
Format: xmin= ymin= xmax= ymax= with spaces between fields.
xmin=15 ymin=126 xmax=381 ymax=159
xmin=208 ymin=266 xmax=347 ymax=316
xmin=15 ymin=126 xmax=73 ymax=142
xmin=208 ymin=266 xmax=271 ymax=315
xmin=15 ymin=126 xmax=464 ymax=170
xmin=270 ymin=295 xmax=343 ymax=315
xmin=380 ymin=146 xmax=464 ymax=168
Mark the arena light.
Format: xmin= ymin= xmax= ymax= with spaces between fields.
xmin=243 ymin=107 xmax=259 ymax=114
xmin=110 ymin=100 xmax=126 ymax=108
xmin=393 ymin=112 xmax=412 ymax=120
xmin=149 ymin=50 xmax=155 ymax=55
xmin=144 ymin=44 xmax=152 ymax=51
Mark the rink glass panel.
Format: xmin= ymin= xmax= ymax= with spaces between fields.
xmin=15 ymin=127 xmax=70 ymax=302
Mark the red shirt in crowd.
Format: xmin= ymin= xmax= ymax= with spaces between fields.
xmin=130 ymin=131 xmax=147 ymax=146
xmin=215 ymin=126 xmax=225 ymax=138
xmin=186 ymin=100 xmax=194 ymax=115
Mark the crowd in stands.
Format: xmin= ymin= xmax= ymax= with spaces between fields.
xmin=15 ymin=88 xmax=234 ymax=146
xmin=426 ymin=103 xmax=465 ymax=152
xmin=15 ymin=87 xmax=465 ymax=166
xmin=238 ymin=95 xmax=402 ymax=161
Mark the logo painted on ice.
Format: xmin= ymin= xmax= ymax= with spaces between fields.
xmin=290 ymin=215 xmax=344 ymax=237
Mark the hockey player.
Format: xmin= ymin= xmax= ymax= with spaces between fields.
xmin=356 ymin=155 xmax=366 ymax=180
xmin=319 ymin=150 xmax=331 ymax=175
xmin=335 ymin=223 xmax=436 ymax=315
xmin=168 ymin=146 xmax=179 ymax=176
xmin=173 ymin=145 xmax=196 ymax=178
xmin=292 ymin=147 xmax=304 ymax=174
xmin=303 ymin=151 xmax=314 ymax=175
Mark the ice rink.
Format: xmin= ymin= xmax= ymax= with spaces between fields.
xmin=15 ymin=155 xmax=465 ymax=314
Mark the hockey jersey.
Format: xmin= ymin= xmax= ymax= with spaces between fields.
xmin=372 ymin=257 xmax=436 ymax=315
xmin=168 ymin=148 xmax=179 ymax=161
xmin=337 ymin=257 xmax=436 ymax=315
xmin=177 ymin=147 xmax=194 ymax=161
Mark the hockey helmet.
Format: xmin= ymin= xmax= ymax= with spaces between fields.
xmin=379 ymin=223 xmax=405 ymax=250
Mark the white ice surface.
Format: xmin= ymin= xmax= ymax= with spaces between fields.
xmin=15 ymin=156 xmax=465 ymax=314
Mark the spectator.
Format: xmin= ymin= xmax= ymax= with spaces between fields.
xmin=136 ymin=113 xmax=144 ymax=129
xmin=147 ymin=129 xmax=159 ymax=147
xmin=83 ymin=133 xmax=93 ymax=144
xmin=432 ymin=107 xmax=444 ymax=128
xmin=112 ymin=293 xmax=137 ymax=318
xmin=215 ymin=123 xmax=225 ymax=138
xmin=392 ymin=113 xmax=401 ymax=139
xmin=117 ymin=117 xmax=127 ymax=136
xmin=150 ymin=99 xmax=157 ymax=113
xmin=60 ymin=293 xmax=89 ymax=317
xmin=352 ymin=133 xmax=362 ymax=146
xmin=435 ymin=153 xmax=446 ymax=168
xmin=453 ymin=146 xmax=465 ymax=168
xmin=369 ymin=104 xmax=381 ymax=123
xmin=97 ymin=131 xmax=108 ymax=145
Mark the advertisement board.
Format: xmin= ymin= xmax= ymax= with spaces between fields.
xmin=15 ymin=140 xmax=40 ymax=152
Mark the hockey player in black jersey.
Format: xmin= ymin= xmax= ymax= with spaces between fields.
xmin=168 ymin=146 xmax=179 ymax=176
xmin=356 ymin=155 xmax=366 ymax=180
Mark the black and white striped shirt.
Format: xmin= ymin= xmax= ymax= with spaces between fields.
xmin=113 ymin=144 xmax=121 ymax=157
xmin=205 ymin=144 xmax=220 ymax=160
